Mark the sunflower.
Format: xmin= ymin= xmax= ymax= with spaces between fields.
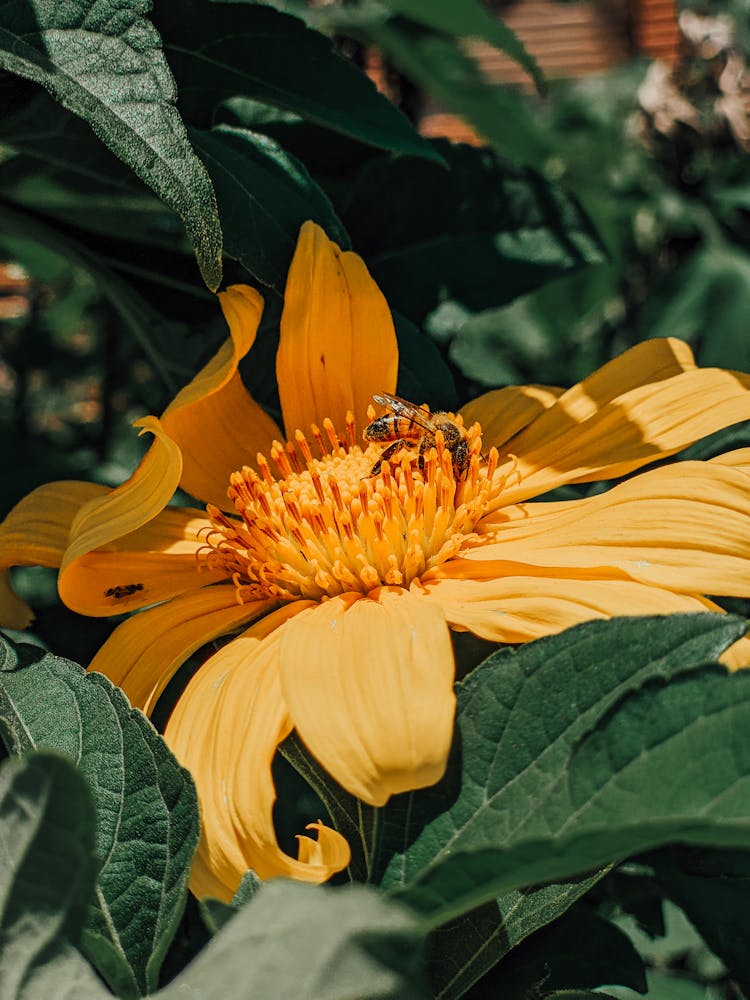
xmin=2 ymin=222 xmax=750 ymax=901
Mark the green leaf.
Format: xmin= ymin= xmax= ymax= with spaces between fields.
xmin=158 ymin=881 xmax=430 ymax=999
xmin=486 ymin=905 xmax=646 ymax=999
xmin=427 ymin=873 xmax=607 ymax=1000
xmin=342 ymin=140 xmax=606 ymax=322
xmin=0 ymin=752 xmax=105 ymax=1000
xmin=652 ymin=847 xmax=750 ymax=995
xmin=0 ymin=0 xmax=222 ymax=289
xmin=190 ymin=124 xmax=349 ymax=291
xmin=0 ymin=637 xmax=200 ymax=998
xmin=380 ymin=0 xmax=544 ymax=92
xmin=366 ymin=17 xmax=548 ymax=166
xmin=152 ymin=0 xmax=439 ymax=162
xmin=376 ymin=613 xmax=750 ymax=924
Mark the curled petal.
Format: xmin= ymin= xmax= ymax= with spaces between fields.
xmin=277 ymin=221 xmax=397 ymax=439
xmin=61 ymin=417 xmax=181 ymax=575
xmin=0 ymin=481 xmax=107 ymax=628
xmin=88 ymin=586 xmax=272 ymax=714
xmin=161 ymin=285 xmax=282 ymax=508
xmin=279 ymin=588 xmax=456 ymax=807
xmin=165 ymin=604 xmax=350 ymax=900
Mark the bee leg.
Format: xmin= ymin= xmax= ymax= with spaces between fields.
xmin=370 ymin=439 xmax=414 ymax=476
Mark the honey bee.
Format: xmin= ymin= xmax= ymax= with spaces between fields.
xmin=364 ymin=393 xmax=471 ymax=482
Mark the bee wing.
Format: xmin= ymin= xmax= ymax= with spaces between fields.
xmin=372 ymin=393 xmax=437 ymax=432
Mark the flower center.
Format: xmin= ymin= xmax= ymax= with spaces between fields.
xmin=202 ymin=411 xmax=499 ymax=603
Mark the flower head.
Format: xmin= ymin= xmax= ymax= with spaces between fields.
xmin=3 ymin=222 xmax=750 ymax=901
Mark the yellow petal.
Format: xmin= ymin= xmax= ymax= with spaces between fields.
xmin=61 ymin=552 xmax=226 ymax=618
xmin=277 ymin=221 xmax=397 ymax=439
xmin=0 ymin=481 xmax=107 ymax=628
xmin=460 ymin=384 xmax=564 ymax=450
xmin=495 ymin=360 xmax=750 ymax=505
xmin=711 ymin=448 xmax=750 ymax=475
xmin=418 ymin=575 xmax=722 ymax=643
xmin=59 ymin=505 xmax=221 ymax=616
xmin=469 ymin=459 xmax=750 ymax=597
xmin=161 ymin=285 xmax=282 ymax=508
xmin=165 ymin=604 xmax=350 ymax=899
xmin=61 ymin=417 xmax=182 ymax=576
xmin=278 ymin=588 xmax=456 ymax=807
xmin=464 ymin=338 xmax=696 ymax=453
xmin=88 ymin=586 xmax=272 ymax=714
xmin=536 ymin=337 xmax=696 ymax=423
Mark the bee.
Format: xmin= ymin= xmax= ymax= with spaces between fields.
xmin=364 ymin=392 xmax=471 ymax=482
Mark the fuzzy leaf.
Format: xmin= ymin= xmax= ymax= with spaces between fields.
xmin=0 ymin=637 xmax=199 ymax=998
xmin=158 ymin=881 xmax=430 ymax=999
xmin=377 ymin=614 xmax=750 ymax=925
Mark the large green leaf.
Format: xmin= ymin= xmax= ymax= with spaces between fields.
xmin=0 ymin=752 xmax=105 ymax=1000
xmin=152 ymin=0 xmax=439 ymax=162
xmin=341 ymin=140 xmax=606 ymax=322
xmin=380 ymin=0 xmax=544 ymax=92
xmin=0 ymin=637 xmax=200 ymax=999
xmin=190 ymin=124 xmax=349 ymax=290
xmin=0 ymin=0 xmax=222 ymax=289
xmin=158 ymin=881 xmax=430 ymax=999
xmin=376 ymin=614 xmax=750 ymax=924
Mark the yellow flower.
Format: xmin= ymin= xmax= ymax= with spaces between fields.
xmin=3 ymin=221 xmax=750 ymax=901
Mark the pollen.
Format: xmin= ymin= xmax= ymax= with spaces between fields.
xmin=201 ymin=412 xmax=502 ymax=604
